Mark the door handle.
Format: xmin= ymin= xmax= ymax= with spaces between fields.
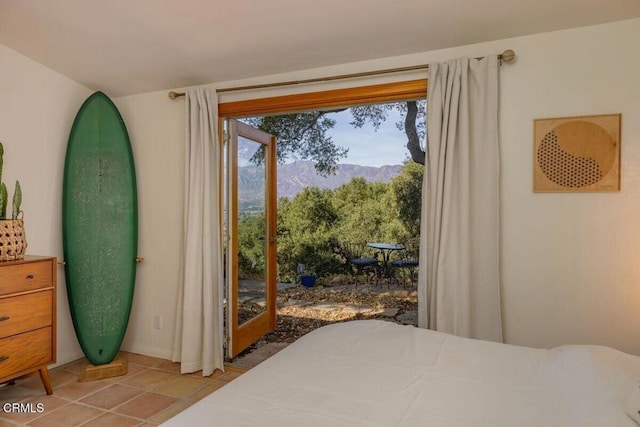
xmin=0 ymin=316 xmax=9 ymax=322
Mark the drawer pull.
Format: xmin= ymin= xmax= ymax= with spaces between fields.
xmin=0 ymin=356 xmax=9 ymax=363
xmin=26 ymin=274 xmax=34 ymax=279
xmin=0 ymin=316 xmax=9 ymax=322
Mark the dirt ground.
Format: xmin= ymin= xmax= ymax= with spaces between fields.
xmin=238 ymin=278 xmax=418 ymax=357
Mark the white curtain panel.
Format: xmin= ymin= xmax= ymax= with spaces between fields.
xmin=172 ymin=88 xmax=225 ymax=375
xmin=417 ymin=56 xmax=503 ymax=342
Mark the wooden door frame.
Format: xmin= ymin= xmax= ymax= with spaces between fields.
xmin=218 ymin=79 xmax=427 ymax=118
xmin=219 ymin=78 xmax=427 ymax=357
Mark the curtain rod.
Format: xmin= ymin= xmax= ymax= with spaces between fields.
xmin=168 ymin=49 xmax=515 ymax=100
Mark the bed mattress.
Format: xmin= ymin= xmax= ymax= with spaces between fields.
xmin=162 ymin=320 xmax=640 ymax=426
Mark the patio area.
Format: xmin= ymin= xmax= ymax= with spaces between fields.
xmin=231 ymin=278 xmax=418 ymax=369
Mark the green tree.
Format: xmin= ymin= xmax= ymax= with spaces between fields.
xmin=350 ymin=101 xmax=426 ymax=164
xmin=276 ymin=187 xmax=342 ymax=282
xmin=333 ymin=178 xmax=394 ymax=244
xmin=243 ymin=113 xmax=347 ymax=176
xmin=237 ymin=213 xmax=266 ymax=279
xmin=272 ymin=166 xmax=424 ymax=283
xmin=390 ymin=162 xmax=424 ymax=238
xmin=242 ymin=100 xmax=426 ymax=176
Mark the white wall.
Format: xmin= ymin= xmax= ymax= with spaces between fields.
xmin=114 ymin=17 xmax=640 ymax=358
xmin=5 ymin=17 xmax=635 ymax=363
xmin=114 ymin=92 xmax=184 ymax=359
xmin=497 ymin=19 xmax=640 ymax=352
xmin=0 ymin=44 xmax=92 ymax=364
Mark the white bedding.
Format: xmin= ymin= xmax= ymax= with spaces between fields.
xmin=162 ymin=320 xmax=640 ymax=426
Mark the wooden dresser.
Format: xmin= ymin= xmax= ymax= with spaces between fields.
xmin=0 ymin=256 xmax=56 ymax=395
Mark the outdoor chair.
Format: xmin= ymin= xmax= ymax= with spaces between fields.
xmin=340 ymin=242 xmax=379 ymax=287
xmin=391 ymin=238 xmax=419 ymax=287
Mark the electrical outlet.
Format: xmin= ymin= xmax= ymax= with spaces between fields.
xmin=153 ymin=314 xmax=163 ymax=330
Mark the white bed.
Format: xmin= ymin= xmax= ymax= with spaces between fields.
xmin=162 ymin=320 xmax=640 ymax=426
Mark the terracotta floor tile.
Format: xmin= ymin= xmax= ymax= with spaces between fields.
xmin=209 ymin=368 xmax=227 ymax=377
xmin=58 ymin=358 xmax=90 ymax=374
xmin=107 ymin=363 xmax=147 ymax=383
xmin=231 ymin=343 xmax=288 ymax=370
xmin=224 ymin=365 xmax=248 ymax=374
xmin=219 ymin=371 xmax=242 ymax=382
xmin=113 ymin=392 xmax=179 ymax=420
xmin=120 ymin=369 xmax=174 ymax=390
xmin=0 ymin=395 xmax=68 ymax=424
xmin=13 ymin=375 xmax=49 ymax=394
xmin=189 ymin=380 xmax=227 ymax=401
xmin=0 ymin=419 xmax=17 ymax=427
xmin=15 ymin=371 xmax=40 ymax=381
xmin=77 ymin=412 xmax=141 ymax=427
xmin=54 ymin=380 xmax=111 ymax=401
xmin=48 ymin=368 xmax=80 ymax=388
xmin=27 ymin=403 xmax=102 ymax=427
xmin=153 ymin=376 xmax=205 ymax=398
xmin=154 ymin=360 xmax=181 ymax=374
xmin=1 ymin=352 xmax=238 ymax=426
xmin=0 ymin=383 xmax=41 ymax=401
xmin=186 ymin=368 xmax=226 ymax=380
xmin=149 ymin=399 xmax=195 ymax=424
xmin=122 ymin=352 xmax=164 ymax=368
xmin=79 ymin=384 xmax=144 ymax=410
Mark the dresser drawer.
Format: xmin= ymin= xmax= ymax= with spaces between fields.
xmin=0 ymin=290 xmax=53 ymax=339
xmin=0 ymin=327 xmax=52 ymax=380
xmin=0 ymin=261 xmax=52 ymax=296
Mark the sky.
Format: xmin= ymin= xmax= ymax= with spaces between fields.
xmin=323 ymin=108 xmax=410 ymax=167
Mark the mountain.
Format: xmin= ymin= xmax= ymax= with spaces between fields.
xmin=237 ymin=161 xmax=402 ymax=207
xmin=276 ymin=161 xmax=402 ymax=199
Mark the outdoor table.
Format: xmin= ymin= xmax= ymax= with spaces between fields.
xmin=366 ymin=242 xmax=405 ymax=280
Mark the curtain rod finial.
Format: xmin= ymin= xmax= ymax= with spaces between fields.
xmin=500 ymin=49 xmax=516 ymax=64
xmin=168 ymin=91 xmax=184 ymax=100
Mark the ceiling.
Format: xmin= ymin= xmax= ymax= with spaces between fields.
xmin=1 ymin=0 xmax=639 ymax=97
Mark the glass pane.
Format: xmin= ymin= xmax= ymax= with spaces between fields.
xmin=236 ymin=135 xmax=267 ymax=326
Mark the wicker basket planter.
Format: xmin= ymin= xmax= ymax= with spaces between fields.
xmin=0 ymin=219 xmax=27 ymax=261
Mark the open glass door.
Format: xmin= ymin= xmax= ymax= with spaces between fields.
xmin=226 ymin=119 xmax=277 ymax=359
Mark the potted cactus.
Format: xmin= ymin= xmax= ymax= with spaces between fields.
xmin=0 ymin=142 xmax=26 ymax=261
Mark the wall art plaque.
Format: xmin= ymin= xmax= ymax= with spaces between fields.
xmin=533 ymin=114 xmax=620 ymax=192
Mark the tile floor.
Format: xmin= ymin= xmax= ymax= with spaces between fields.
xmin=226 ymin=342 xmax=288 ymax=371
xmin=0 ymin=352 xmax=245 ymax=426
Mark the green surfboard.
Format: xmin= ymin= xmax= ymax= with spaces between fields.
xmin=63 ymin=92 xmax=138 ymax=366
